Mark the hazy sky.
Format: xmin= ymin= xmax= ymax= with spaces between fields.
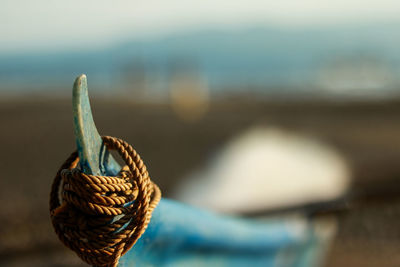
xmin=1 ymin=0 xmax=400 ymax=53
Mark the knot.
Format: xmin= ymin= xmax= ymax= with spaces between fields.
xmin=50 ymin=136 xmax=161 ymax=267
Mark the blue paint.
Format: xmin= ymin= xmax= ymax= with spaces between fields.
xmin=121 ymin=199 xmax=321 ymax=267
xmin=72 ymin=74 xmax=326 ymax=267
xmin=72 ymin=74 xmax=120 ymax=176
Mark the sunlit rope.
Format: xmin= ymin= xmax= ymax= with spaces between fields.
xmin=50 ymin=136 xmax=161 ymax=267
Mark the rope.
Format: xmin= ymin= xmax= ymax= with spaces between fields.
xmin=50 ymin=136 xmax=161 ymax=267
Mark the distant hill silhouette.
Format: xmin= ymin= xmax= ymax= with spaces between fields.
xmin=1 ymin=24 xmax=400 ymax=95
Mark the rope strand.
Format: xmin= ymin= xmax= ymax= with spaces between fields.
xmin=50 ymin=136 xmax=161 ymax=267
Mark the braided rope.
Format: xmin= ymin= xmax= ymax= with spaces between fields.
xmin=50 ymin=136 xmax=161 ymax=267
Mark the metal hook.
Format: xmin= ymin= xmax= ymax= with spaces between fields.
xmin=72 ymin=74 xmax=121 ymax=176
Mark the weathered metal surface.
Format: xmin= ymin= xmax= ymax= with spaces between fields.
xmin=73 ymin=74 xmax=120 ymax=176
xmin=72 ymin=74 xmax=326 ymax=267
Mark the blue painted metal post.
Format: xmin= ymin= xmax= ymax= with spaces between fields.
xmin=72 ymin=75 xmax=326 ymax=267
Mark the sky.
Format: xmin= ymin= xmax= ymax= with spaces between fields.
xmin=1 ymin=0 xmax=400 ymax=53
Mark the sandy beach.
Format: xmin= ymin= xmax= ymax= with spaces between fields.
xmin=1 ymin=96 xmax=399 ymax=266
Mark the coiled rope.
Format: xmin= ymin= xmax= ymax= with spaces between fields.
xmin=50 ymin=136 xmax=161 ymax=267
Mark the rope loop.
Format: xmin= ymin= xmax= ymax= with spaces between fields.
xmin=50 ymin=136 xmax=161 ymax=267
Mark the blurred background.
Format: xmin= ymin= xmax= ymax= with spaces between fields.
xmin=1 ymin=0 xmax=400 ymax=266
